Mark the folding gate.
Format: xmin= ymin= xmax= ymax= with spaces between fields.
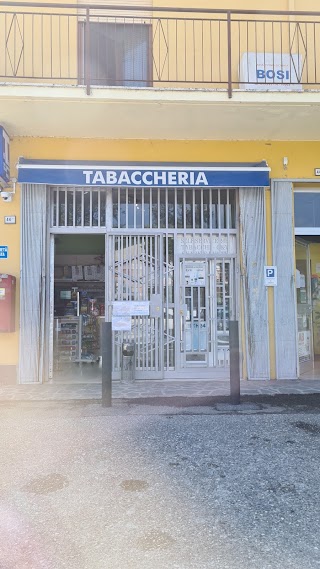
xmin=106 ymin=234 xmax=164 ymax=379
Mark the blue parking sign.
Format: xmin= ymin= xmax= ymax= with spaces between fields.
xmin=0 ymin=246 xmax=8 ymax=259
xmin=264 ymin=266 xmax=277 ymax=286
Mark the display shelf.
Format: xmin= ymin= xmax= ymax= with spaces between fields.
xmin=78 ymin=314 xmax=100 ymax=363
xmin=54 ymin=317 xmax=81 ymax=370
xmin=54 ymin=315 xmax=100 ymax=368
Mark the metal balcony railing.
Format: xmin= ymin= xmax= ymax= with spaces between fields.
xmin=1 ymin=3 xmax=320 ymax=97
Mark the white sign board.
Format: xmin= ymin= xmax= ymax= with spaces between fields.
xmin=240 ymin=52 xmax=303 ymax=91
xmin=4 ymin=216 xmax=16 ymax=224
xmin=112 ymin=316 xmax=132 ymax=331
xmin=112 ymin=301 xmax=150 ymax=316
xmin=264 ymin=266 xmax=277 ymax=287
xmin=185 ymin=262 xmax=206 ymax=286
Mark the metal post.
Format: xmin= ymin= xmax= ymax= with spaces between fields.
xmin=102 ymin=321 xmax=112 ymax=407
xmin=85 ymin=7 xmax=91 ymax=96
xmin=227 ymin=11 xmax=232 ymax=99
xmin=229 ymin=320 xmax=240 ymax=405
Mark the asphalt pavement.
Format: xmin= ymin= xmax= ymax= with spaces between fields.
xmin=0 ymin=402 xmax=319 ymax=568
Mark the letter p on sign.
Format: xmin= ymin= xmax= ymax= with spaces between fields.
xmin=264 ymin=266 xmax=277 ymax=286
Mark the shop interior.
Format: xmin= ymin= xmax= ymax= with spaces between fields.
xmin=296 ymin=237 xmax=320 ymax=379
xmin=53 ymin=235 xmax=105 ymax=382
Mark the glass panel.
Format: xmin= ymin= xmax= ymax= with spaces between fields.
xmin=295 ymin=240 xmax=313 ymax=364
xmin=160 ymin=191 xmax=166 ymax=228
xmin=211 ymin=190 xmax=218 ymax=228
xmin=203 ymin=189 xmax=210 ymax=228
xmin=144 ymin=189 xmax=150 ymax=228
xmin=59 ymin=190 xmax=65 ymax=226
xmin=92 ymin=192 xmax=99 ymax=227
xmin=100 ymin=190 xmax=106 ymax=227
xmin=127 ymin=189 xmax=134 ymax=229
xmin=119 ymin=190 xmax=126 ymax=228
xmin=112 ymin=188 xmax=118 ymax=228
xmin=294 ymin=192 xmax=320 ymax=227
xmin=186 ymin=354 xmax=205 ymax=362
xmin=229 ymin=190 xmax=236 ymax=229
xmin=67 ymin=191 xmax=74 ymax=226
xmin=186 ymin=190 xmax=193 ymax=228
xmin=135 ymin=189 xmax=143 ymax=228
xmin=152 ymin=189 xmax=158 ymax=228
xmin=52 ymin=191 xmax=57 ymax=227
xmin=164 ymin=237 xmax=174 ymax=303
xmin=177 ymin=190 xmax=184 ymax=228
xmin=167 ymin=190 xmax=175 ymax=228
xmin=86 ymin=22 xmax=150 ymax=87
xmin=195 ymin=190 xmax=201 ymax=228
xmin=83 ymin=191 xmax=91 ymax=226
xmin=75 ymin=191 xmax=82 ymax=226
xmin=219 ymin=189 xmax=227 ymax=229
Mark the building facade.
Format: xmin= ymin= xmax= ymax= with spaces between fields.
xmin=1 ymin=1 xmax=320 ymax=384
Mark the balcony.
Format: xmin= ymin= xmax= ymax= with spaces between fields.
xmin=1 ymin=3 xmax=320 ymax=140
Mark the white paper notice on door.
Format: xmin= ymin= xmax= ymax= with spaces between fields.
xmin=184 ymin=262 xmax=206 ymax=286
xmin=112 ymin=301 xmax=150 ymax=316
xmin=112 ymin=316 xmax=132 ymax=331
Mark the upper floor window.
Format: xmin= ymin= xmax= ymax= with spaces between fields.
xmin=295 ymin=191 xmax=320 ymax=232
xmin=79 ymin=22 xmax=151 ymax=87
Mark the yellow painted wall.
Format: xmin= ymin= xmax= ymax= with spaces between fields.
xmin=9 ymin=138 xmax=320 ymax=179
xmin=0 ymin=184 xmax=20 ymax=366
xmin=2 ymin=136 xmax=320 ymax=371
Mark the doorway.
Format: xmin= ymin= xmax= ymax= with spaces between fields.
xmin=50 ymin=234 xmax=105 ymax=382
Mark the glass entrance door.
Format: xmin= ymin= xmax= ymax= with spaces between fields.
xmin=178 ymin=258 xmax=235 ymax=374
xmin=295 ymin=239 xmax=314 ymax=374
xmin=183 ymin=261 xmax=208 ymax=365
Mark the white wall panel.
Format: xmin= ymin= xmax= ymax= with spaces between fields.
xmin=240 ymin=187 xmax=269 ymax=379
xmin=271 ymin=180 xmax=298 ymax=379
xmin=19 ymin=184 xmax=47 ymax=383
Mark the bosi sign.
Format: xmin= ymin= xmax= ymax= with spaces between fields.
xmin=240 ymin=52 xmax=303 ymax=91
xmin=83 ymin=169 xmax=208 ymax=186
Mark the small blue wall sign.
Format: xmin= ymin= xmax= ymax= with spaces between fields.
xmin=0 ymin=246 xmax=8 ymax=259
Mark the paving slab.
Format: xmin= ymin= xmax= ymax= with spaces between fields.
xmin=1 ymin=378 xmax=320 ymax=401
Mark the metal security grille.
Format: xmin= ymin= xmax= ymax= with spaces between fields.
xmin=112 ymin=188 xmax=236 ymax=230
xmin=106 ymin=234 xmax=164 ymax=379
xmin=50 ymin=187 xmax=107 ymax=228
xmin=48 ymin=185 xmax=239 ymax=380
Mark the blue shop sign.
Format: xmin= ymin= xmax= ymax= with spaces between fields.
xmin=0 ymin=127 xmax=10 ymax=186
xmin=17 ymin=160 xmax=270 ymax=188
